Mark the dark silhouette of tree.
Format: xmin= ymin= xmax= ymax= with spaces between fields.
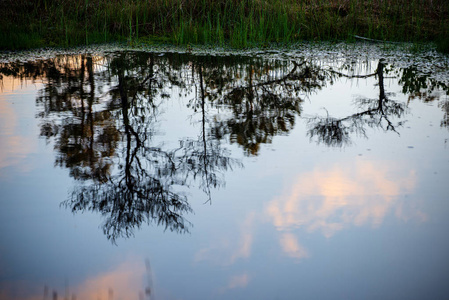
xmin=399 ymin=65 xmax=449 ymax=97
xmin=65 ymin=57 xmax=193 ymax=241
xmin=397 ymin=64 xmax=449 ymax=130
xmin=59 ymin=52 xmax=242 ymax=241
xmin=0 ymin=51 xmax=242 ymax=241
xmin=440 ymin=100 xmax=449 ymax=129
xmin=176 ymin=63 xmax=242 ymax=203
xmin=8 ymin=55 xmax=121 ymax=181
xmin=194 ymin=57 xmax=331 ymax=155
xmin=307 ymin=60 xmax=407 ymax=147
xmin=2 ymin=51 xmax=448 ymax=240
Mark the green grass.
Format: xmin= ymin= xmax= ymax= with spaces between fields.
xmin=0 ymin=0 xmax=448 ymax=50
xmin=436 ymin=36 xmax=449 ymax=53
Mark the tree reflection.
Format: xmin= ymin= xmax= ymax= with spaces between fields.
xmin=202 ymin=59 xmax=330 ymax=155
xmin=1 ymin=51 xmax=448 ymax=240
xmin=399 ymin=64 xmax=449 ymax=130
xmin=39 ymin=56 xmax=120 ymax=182
xmin=64 ymin=55 xmax=192 ymax=240
xmin=440 ymin=101 xmax=449 ymax=129
xmin=308 ymin=60 xmax=408 ymax=147
xmin=399 ymin=65 xmax=449 ymax=97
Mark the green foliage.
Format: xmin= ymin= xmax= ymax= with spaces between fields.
xmin=0 ymin=0 xmax=448 ymax=50
xmin=436 ymin=36 xmax=449 ymax=54
xmin=0 ymin=29 xmax=44 ymax=50
xmin=436 ymin=21 xmax=449 ymax=53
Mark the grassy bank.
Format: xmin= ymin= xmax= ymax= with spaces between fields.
xmin=1 ymin=0 xmax=448 ymax=51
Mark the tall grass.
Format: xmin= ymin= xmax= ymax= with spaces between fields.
xmin=0 ymin=0 xmax=448 ymax=50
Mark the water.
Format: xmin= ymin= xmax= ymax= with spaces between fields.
xmin=1 ymin=45 xmax=448 ymax=300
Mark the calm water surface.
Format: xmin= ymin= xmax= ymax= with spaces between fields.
xmin=1 ymin=46 xmax=449 ymax=300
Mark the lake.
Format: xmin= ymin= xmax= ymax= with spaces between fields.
xmin=1 ymin=43 xmax=448 ymax=300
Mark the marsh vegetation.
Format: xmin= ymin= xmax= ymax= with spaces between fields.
xmin=1 ymin=0 xmax=448 ymax=50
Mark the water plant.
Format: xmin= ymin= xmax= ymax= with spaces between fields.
xmin=0 ymin=0 xmax=447 ymax=50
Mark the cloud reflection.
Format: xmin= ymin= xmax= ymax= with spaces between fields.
xmin=217 ymin=273 xmax=250 ymax=295
xmin=279 ymin=233 xmax=309 ymax=259
xmin=0 ymin=79 xmax=37 ymax=173
xmin=267 ymin=159 xmax=426 ymax=258
xmin=72 ymin=259 xmax=147 ymax=300
xmin=0 ymin=258 xmax=149 ymax=300
xmin=195 ymin=159 xmax=426 ymax=265
xmin=227 ymin=273 xmax=250 ymax=289
xmin=195 ymin=213 xmax=255 ymax=266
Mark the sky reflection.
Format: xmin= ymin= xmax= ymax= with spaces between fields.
xmin=195 ymin=212 xmax=256 ymax=266
xmin=195 ymin=158 xmax=427 ymax=266
xmin=71 ymin=258 xmax=148 ymax=300
xmin=266 ymin=159 xmax=427 ymax=259
xmin=0 ymin=257 xmax=149 ymax=300
xmin=0 ymin=48 xmax=448 ymax=300
xmin=0 ymin=77 xmax=38 ymax=173
xmin=268 ymin=160 xmax=423 ymax=234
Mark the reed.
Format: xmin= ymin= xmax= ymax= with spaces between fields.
xmin=0 ymin=0 xmax=447 ymax=50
